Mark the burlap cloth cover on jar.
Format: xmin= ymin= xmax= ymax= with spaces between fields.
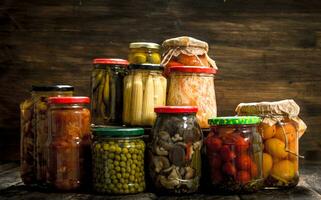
xmin=161 ymin=36 xmax=218 ymax=74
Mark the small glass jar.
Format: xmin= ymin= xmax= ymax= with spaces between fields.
xmin=91 ymin=58 xmax=128 ymax=125
xmin=92 ymin=126 xmax=146 ymax=194
xmin=259 ymin=118 xmax=299 ymax=188
xmin=20 ymin=85 xmax=74 ymax=186
xmin=149 ymin=106 xmax=203 ymax=194
xmin=123 ymin=64 xmax=167 ymax=126
xmin=46 ymin=97 xmax=91 ymax=191
xmin=167 ymin=66 xmax=217 ymax=128
xmin=128 ymin=42 xmax=161 ymax=64
xmin=206 ymin=116 xmax=263 ymax=193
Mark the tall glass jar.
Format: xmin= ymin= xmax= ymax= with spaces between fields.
xmin=123 ymin=64 xmax=167 ymax=126
xmin=46 ymin=97 xmax=91 ymax=191
xmin=128 ymin=42 xmax=161 ymax=64
xmin=20 ymin=85 xmax=74 ymax=186
xmin=149 ymin=106 xmax=203 ymax=194
xmin=206 ymin=116 xmax=263 ymax=193
xmin=235 ymin=100 xmax=306 ymax=189
xmin=167 ymin=66 xmax=217 ymax=128
xmin=91 ymin=58 xmax=128 ymax=125
xmin=92 ymin=126 xmax=146 ymax=194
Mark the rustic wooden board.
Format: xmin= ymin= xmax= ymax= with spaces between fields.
xmin=1 ymin=0 xmax=321 ymax=160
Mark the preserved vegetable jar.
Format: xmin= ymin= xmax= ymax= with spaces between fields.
xmin=91 ymin=58 xmax=128 ymax=125
xmin=123 ymin=64 xmax=167 ymax=126
xmin=161 ymin=36 xmax=218 ymax=75
xmin=128 ymin=42 xmax=161 ymax=64
xmin=149 ymin=106 xmax=203 ymax=194
xmin=235 ymin=100 xmax=307 ymax=189
xmin=92 ymin=126 xmax=146 ymax=194
xmin=167 ymin=66 xmax=217 ymax=128
xmin=20 ymin=85 xmax=74 ymax=186
xmin=46 ymin=97 xmax=91 ymax=191
xmin=206 ymin=116 xmax=263 ymax=193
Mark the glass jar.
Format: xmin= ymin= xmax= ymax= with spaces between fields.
xmin=46 ymin=97 xmax=91 ymax=191
xmin=161 ymin=36 xmax=217 ymax=76
xmin=206 ymin=116 xmax=263 ymax=193
xmin=259 ymin=118 xmax=300 ymax=188
xmin=149 ymin=106 xmax=203 ymax=194
xmin=20 ymin=85 xmax=74 ymax=186
xmin=123 ymin=64 xmax=167 ymax=126
xmin=92 ymin=126 xmax=146 ymax=194
xmin=167 ymin=66 xmax=217 ymax=128
xmin=128 ymin=42 xmax=161 ymax=64
xmin=91 ymin=58 xmax=128 ymax=125
xmin=235 ymin=100 xmax=306 ymax=189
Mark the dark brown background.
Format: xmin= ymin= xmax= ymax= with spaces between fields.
xmin=0 ymin=0 xmax=320 ymax=161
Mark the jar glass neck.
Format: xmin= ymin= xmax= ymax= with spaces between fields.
xmin=31 ymin=91 xmax=73 ymax=98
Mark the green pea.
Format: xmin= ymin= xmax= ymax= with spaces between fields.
xmin=122 ymin=148 xmax=129 ymax=154
xmin=109 ymin=145 xmax=116 ymax=152
xmin=108 ymin=153 xmax=115 ymax=159
xmin=108 ymin=141 xmax=115 ymax=145
xmin=103 ymin=143 xmax=109 ymax=150
xmin=131 ymin=164 xmax=136 ymax=169
xmin=123 ymin=173 xmax=129 ymax=179
xmin=115 ymin=155 xmax=121 ymax=161
xmin=115 ymin=146 xmax=122 ymax=153
xmin=123 ymin=184 xmax=129 ymax=190
xmin=121 ymin=167 xmax=126 ymax=173
xmin=114 ymin=161 xmax=119 ymax=166
xmin=129 ymin=148 xmax=135 ymax=154
xmin=126 ymin=153 xmax=132 ymax=159
xmin=120 ymin=178 xmax=125 ymax=184
xmin=110 ymin=169 xmax=116 ymax=175
xmin=125 ymin=189 xmax=130 ymax=193
xmin=129 ymin=175 xmax=135 ymax=182
xmin=121 ymin=155 xmax=127 ymax=161
xmin=116 ymin=173 xmax=122 ymax=179
xmin=117 ymin=183 xmax=122 ymax=189
xmin=115 ymin=166 xmax=120 ymax=172
xmin=132 ymin=154 xmax=137 ymax=160
xmin=95 ymin=144 xmax=101 ymax=150
xmin=111 ymin=174 xmax=116 ymax=180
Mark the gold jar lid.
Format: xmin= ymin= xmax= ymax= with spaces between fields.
xmin=129 ymin=42 xmax=160 ymax=49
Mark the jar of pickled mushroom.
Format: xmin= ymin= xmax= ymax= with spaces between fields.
xmin=149 ymin=106 xmax=203 ymax=194
xmin=46 ymin=97 xmax=91 ymax=191
xmin=92 ymin=126 xmax=146 ymax=194
xmin=128 ymin=42 xmax=161 ymax=64
xmin=91 ymin=58 xmax=128 ymax=125
xmin=205 ymin=116 xmax=263 ymax=193
xmin=20 ymin=85 xmax=74 ymax=186
xmin=167 ymin=66 xmax=217 ymax=128
xmin=235 ymin=100 xmax=307 ymax=189
xmin=123 ymin=64 xmax=167 ymax=126
xmin=161 ymin=36 xmax=218 ymax=75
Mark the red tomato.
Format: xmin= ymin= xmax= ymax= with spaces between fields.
xmin=207 ymin=136 xmax=222 ymax=152
xmin=236 ymin=154 xmax=252 ymax=170
xmin=210 ymin=154 xmax=222 ymax=169
xmin=167 ymin=60 xmax=184 ymax=67
xmin=236 ymin=171 xmax=251 ymax=184
xmin=211 ymin=170 xmax=223 ymax=184
xmin=220 ymin=145 xmax=236 ymax=162
xmin=234 ymin=135 xmax=250 ymax=154
xmin=222 ymin=162 xmax=236 ymax=177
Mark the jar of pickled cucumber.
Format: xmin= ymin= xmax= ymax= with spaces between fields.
xmin=123 ymin=64 xmax=167 ymax=126
xmin=46 ymin=97 xmax=91 ymax=191
xmin=206 ymin=116 xmax=263 ymax=193
xmin=167 ymin=66 xmax=217 ymax=128
xmin=236 ymin=100 xmax=307 ymax=189
xmin=149 ymin=106 xmax=203 ymax=194
xmin=128 ymin=42 xmax=161 ymax=64
xmin=91 ymin=58 xmax=128 ymax=125
xmin=20 ymin=85 xmax=74 ymax=186
xmin=92 ymin=126 xmax=146 ymax=194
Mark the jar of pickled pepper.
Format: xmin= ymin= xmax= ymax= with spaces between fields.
xmin=92 ymin=126 xmax=146 ymax=194
xmin=128 ymin=42 xmax=161 ymax=64
xmin=46 ymin=97 xmax=91 ymax=191
xmin=20 ymin=85 xmax=74 ymax=186
xmin=235 ymin=100 xmax=307 ymax=189
xmin=91 ymin=58 xmax=128 ymax=125
xmin=205 ymin=116 xmax=263 ymax=193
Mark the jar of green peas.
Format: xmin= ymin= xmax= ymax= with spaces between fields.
xmin=92 ymin=126 xmax=146 ymax=194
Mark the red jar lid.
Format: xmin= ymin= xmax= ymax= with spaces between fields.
xmin=154 ymin=106 xmax=198 ymax=113
xmin=169 ymin=66 xmax=217 ymax=74
xmin=93 ymin=58 xmax=129 ymax=65
xmin=48 ymin=97 xmax=90 ymax=104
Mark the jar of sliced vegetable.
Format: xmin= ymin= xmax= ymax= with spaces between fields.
xmin=20 ymin=85 xmax=74 ymax=187
xmin=91 ymin=58 xmax=128 ymax=125
xmin=92 ymin=126 xmax=146 ymax=194
xmin=149 ymin=106 xmax=203 ymax=194
xmin=206 ymin=116 xmax=263 ymax=193
xmin=46 ymin=97 xmax=91 ymax=191
xmin=123 ymin=64 xmax=167 ymax=126
xmin=128 ymin=42 xmax=161 ymax=64
xmin=167 ymin=66 xmax=217 ymax=128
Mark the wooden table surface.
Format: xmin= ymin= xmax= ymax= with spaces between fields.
xmin=0 ymin=161 xmax=320 ymax=200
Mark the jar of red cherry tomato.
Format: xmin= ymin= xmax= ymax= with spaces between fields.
xmin=205 ymin=116 xmax=263 ymax=193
